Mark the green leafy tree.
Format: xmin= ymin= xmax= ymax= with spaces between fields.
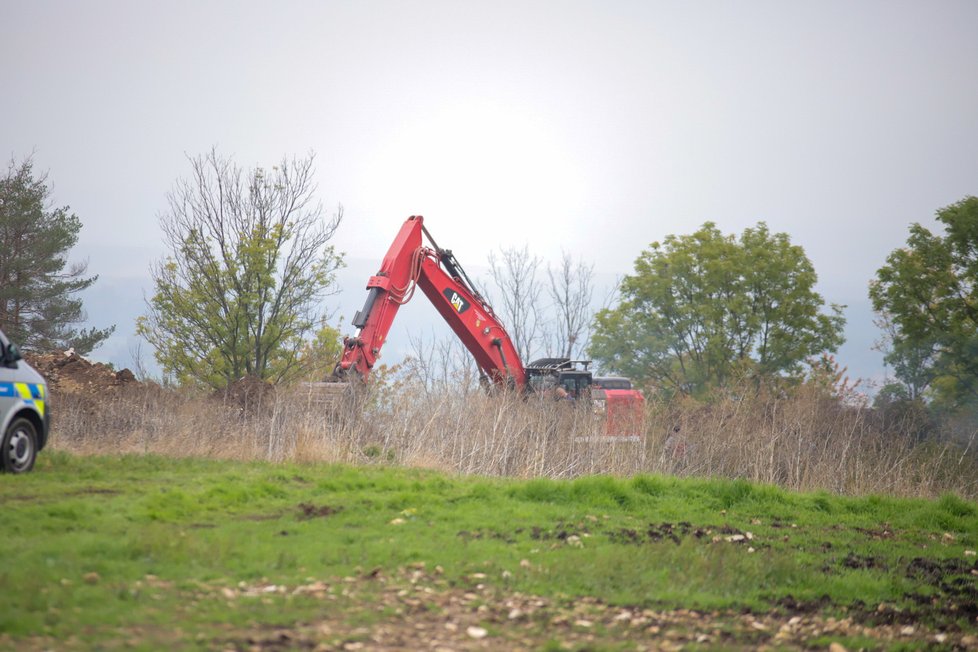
xmin=590 ymin=222 xmax=844 ymax=396
xmin=0 ymin=156 xmax=114 ymax=353
xmin=869 ymin=196 xmax=978 ymax=407
xmin=138 ymin=150 xmax=344 ymax=388
xmin=292 ymin=324 xmax=344 ymax=383
xmin=872 ymin=310 xmax=933 ymax=401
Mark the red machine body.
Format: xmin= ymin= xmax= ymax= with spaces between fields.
xmin=334 ymin=216 xmax=645 ymax=436
xmin=334 ymin=216 xmax=525 ymax=387
xmin=592 ymin=377 xmax=646 ymax=440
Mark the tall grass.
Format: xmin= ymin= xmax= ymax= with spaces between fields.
xmin=51 ymin=378 xmax=978 ymax=499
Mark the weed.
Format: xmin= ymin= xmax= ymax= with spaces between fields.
xmin=630 ymin=474 xmax=667 ymax=497
xmin=939 ymin=492 xmax=977 ymax=517
xmin=45 ymin=378 xmax=978 ymax=500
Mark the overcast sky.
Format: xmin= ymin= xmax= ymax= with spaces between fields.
xmin=2 ymin=1 xmax=977 ymax=385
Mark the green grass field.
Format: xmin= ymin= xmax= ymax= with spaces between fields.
xmin=2 ymin=452 xmax=976 ymax=650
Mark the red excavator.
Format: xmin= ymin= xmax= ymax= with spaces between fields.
xmin=333 ymin=215 xmax=644 ymax=437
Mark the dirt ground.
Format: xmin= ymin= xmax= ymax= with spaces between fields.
xmin=24 ymin=350 xmax=138 ymax=396
xmin=24 ymin=350 xmax=270 ymax=404
xmin=211 ymin=567 xmax=976 ymax=651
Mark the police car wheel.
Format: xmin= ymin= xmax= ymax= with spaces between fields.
xmin=2 ymin=417 xmax=37 ymax=474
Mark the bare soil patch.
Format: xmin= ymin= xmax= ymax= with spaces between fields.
xmin=25 ymin=351 xmax=138 ymax=396
xmin=209 ymin=567 xmax=975 ymax=651
xmin=297 ymin=502 xmax=342 ymax=520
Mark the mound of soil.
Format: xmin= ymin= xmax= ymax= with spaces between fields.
xmin=217 ymin=374 xmax=277 ymax=409
xmin=23 ymin=351 xmax=139 ymax=396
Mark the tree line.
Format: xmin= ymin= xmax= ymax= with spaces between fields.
xmin=2 ymin=150 xmax=976 ymax=415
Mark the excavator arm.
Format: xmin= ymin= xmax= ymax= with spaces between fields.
xmin=334 ymin=216 xmax=526 ymax=387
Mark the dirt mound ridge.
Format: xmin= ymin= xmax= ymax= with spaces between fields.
xmin=23 ymin=351 xmax=138 ymax=396
xmin=218 ymin=374 xmax=276 ymax=409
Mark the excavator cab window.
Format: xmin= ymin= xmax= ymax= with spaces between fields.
xmin=528 ymin=374 xmax=557 ymax=393
xmin=559 ymin=372 xmax=592 ymax=399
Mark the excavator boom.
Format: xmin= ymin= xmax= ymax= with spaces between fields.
xmin=333 ymin=217 xmax=423 ymax=380
xmin=334 ymin=216 xmax=526 ymax=387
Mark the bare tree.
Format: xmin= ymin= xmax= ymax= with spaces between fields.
xmin=401 ymin=329 xmax=480 ymax=394
xmin=488 ymin=245 xmax=544 ymax=362
xmin=546 ymin=250 xmax=595 ymax=360
xmin=139 ymin=149 xmax=343 ymax=387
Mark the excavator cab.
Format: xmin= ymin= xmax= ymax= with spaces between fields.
xmin=558 ymin=370 xmax=592 ymax=399
xmin=525 ymin=358 xmax=593 ymax=399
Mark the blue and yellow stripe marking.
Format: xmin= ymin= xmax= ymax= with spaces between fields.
xmin=0 ymin=382 xmax=46 ymax=417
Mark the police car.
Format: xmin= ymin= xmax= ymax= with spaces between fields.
xmin=0 ymin=329 xmax=49 ymax=473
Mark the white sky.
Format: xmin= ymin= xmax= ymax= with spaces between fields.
xmin=2 ymin=1 xmax=977 ymax=384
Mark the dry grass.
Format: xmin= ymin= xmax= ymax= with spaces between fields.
xmin=644 ymin=385 xmax=978 ymax=498
xmin=50 ymin=379 xmax=978 ymax=499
